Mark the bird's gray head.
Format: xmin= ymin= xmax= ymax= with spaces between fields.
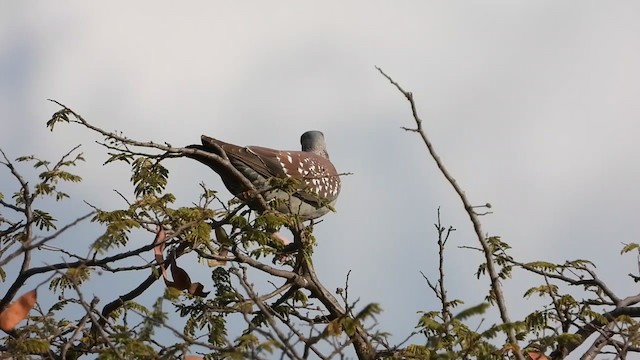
xmin=300 ymin=130 xmax=329 ymax=159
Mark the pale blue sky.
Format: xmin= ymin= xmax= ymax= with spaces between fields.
xmin=1 ymin=1 xmax=640 ymax=357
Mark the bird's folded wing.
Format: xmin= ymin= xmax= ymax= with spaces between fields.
xmin=200 ymin=137 xmax=331 ymax=206
xmin=200 ymin=136 xmax=283 ymax=178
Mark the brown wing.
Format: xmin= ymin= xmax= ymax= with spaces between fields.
xmin=201 ymin=136 xmax=288 ymax=179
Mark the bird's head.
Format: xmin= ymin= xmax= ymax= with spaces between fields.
xmin=300 ymin=130 xmax=329 ymax=159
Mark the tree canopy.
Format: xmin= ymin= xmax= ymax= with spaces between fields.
xmin=1 ymin=72 xmax=639 ymax=359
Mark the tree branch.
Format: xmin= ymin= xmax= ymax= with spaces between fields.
xmin=550 ymin=305 xmax=640 ymax=359
xmin=376 ymin=66 xmax=524 ymax=360
xmin=47 ymin=100 xmax=270 ymax=212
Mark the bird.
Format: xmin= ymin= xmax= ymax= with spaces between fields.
xmin=185 ymin=131 xmax=341 ymax=221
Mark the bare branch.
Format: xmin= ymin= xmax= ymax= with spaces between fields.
xmin=376 ymin=66 xmax=524 ymax=360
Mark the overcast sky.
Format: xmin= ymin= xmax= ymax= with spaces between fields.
xmin=2 ymin=1 xmax=640 ymax=356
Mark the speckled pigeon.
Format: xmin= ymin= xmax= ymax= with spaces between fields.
xmin=186 ymin=131 xmax=340 ymax=220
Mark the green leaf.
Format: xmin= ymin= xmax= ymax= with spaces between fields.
xmin=556 ymin=333 xmax=582 ymax=346
xmin=104 ymin=152 xmax=134 ymax=165
xmin=524 ymin=261 xmax=558 ymax=271
xmin=342 ymin=317 xmax=357 ymax=336
xmin=39 ymin=170 xmax=82 ymax=183
xmin=214 ymin=226 xmax=233 ymax=247
xmin=237 ymin=334 xmax=259 ymax=349
xmin=47 ymin=108 xmax=72 ymax=130
xmin=33 ymin=209 xmax=57 ymax=230
xmin=354 ymin=303 xmax=382 ymax=322
xmin=292 ymin=290 xmax=308 ymax=305
xmin=524 ymin=310 xmax=547 ymax=330
xmin=417 ymin=315 xmax=442 ymax=331
xmin=15 ymin=338 xmax=50 ymax=353
xmin=15 ymin=155 xmax=34 ymax=162
xmin=565 ymin=259 xmax=595 ymax=268
xmin=524 ymin=284 xmax=558 ymax=298
xmin=130 ymin=157 xmax=169 ymax=197
xmin=454 ymin=303 xmax=489 ymax=321
xmin=621 ymin=243 xmax=639 ymax=254
xmin=34 ymin=160 xmax=51 ymax=168
xmin=402 ymin=344 xmax=430 ymax=357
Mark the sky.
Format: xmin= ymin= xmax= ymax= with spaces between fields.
xmin=1 ymin=1 xmax=640 ymax=357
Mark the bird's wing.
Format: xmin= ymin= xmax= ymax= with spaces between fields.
xmin=200 ymin=136 xmax=286 ymax=179
xmin=243 ymin=146 xmax=290 ymax=178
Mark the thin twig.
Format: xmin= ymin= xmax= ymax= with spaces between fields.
xmin=233 ymin=266 xmax=304 ymax=360
xmin=0 ymin=212 xmax=95 ymax=268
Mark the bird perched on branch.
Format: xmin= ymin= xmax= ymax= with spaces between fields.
xmin=185 ymin=131 xmax=341 ymax=221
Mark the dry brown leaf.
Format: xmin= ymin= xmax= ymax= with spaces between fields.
xmin=168 ymin=260 xmax=191 ymax=290
xmin=164 ymin=260 xmax=209 ymax=297
xmin=154 ymin=228 xmax=209 ymax=298
xmin=0 ymin=289 xmax=37 ymax=331
xmin=188 ymin=282 xmax=210 ymax=297
xmin=184 ymin=355 xmax=203 ymax=360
